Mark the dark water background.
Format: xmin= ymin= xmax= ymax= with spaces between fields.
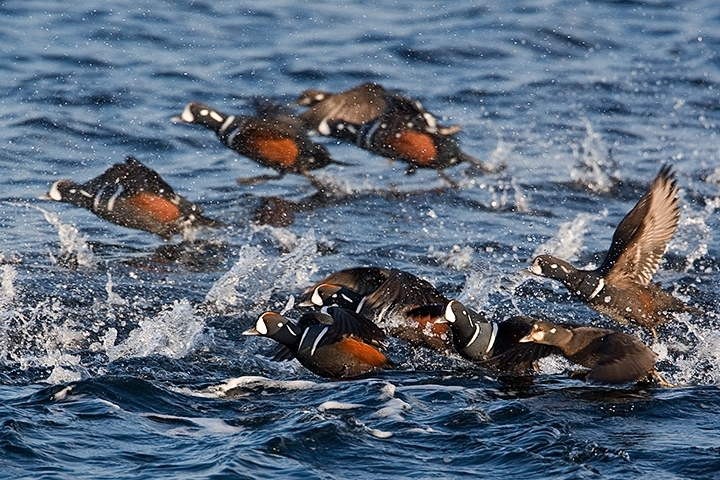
xmin=2 ymin=1 xmax=720 ymax=478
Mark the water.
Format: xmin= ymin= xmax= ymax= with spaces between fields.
xmin=2 ymin=0 xmax=720 ymax=478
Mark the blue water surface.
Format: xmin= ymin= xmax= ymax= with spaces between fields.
xmin=1 ymin=1 xmax=720 ymax=478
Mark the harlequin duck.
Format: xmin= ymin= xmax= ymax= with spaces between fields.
xmin=297 ymin=83 xmax=497 ymax=186
xmin=174 ymin=102 xmax=335 ymax=186
xmin=43 ymin=157 xmax=222 ymax=240
xmin=298 ymin=266 xmax=451 ymax=350
xmin=407 ymin=300 xmax=556 ymax=372
xmin=519 ymin=321 xmax=670 ymax=385
xmin=530 ymin=166 xmax=697 ymax=336
xmin=242 ymin=307 xmax=390 ymax=379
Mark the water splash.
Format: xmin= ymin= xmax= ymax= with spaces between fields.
xmin=204 ymin=244 xmax=268 ymax=312
xmin=485 ymin=177 xmax=529 ymax=212
xmin=458 ymin=268 xmax=501 ymax=307
xmin=671 ymin=196 xmax=718 ymax=272
xmin=198 ymin=375 xmax=325 ymax=398
xmin=531 ymin=212 xmax=605 ymax=263
xmin=204 ymin=230 xmax=318 ymax=314
xmin=486 ymin=136 xmax=512 ymax=173
xmin=705 ymin=167 xmax=720 ymax=184
xmin=105 ymin=273 xmax=127 ymax=306
xmin=105 ymin=299 xmax=205 ymax=362
xmin=569 ymin=119 xmax=621 ymax=193
xmin=428 ymin=244 xmax=475 ymax=270
xmin=511 ymin=177 xmax=530 ymax=213
xmin=0 ymin=259 xmax=17 ymax=363
xmin=672 ymin=329 xmax=720 ymax=385
xmin=36 ymin=206 xmax=96 ymax=268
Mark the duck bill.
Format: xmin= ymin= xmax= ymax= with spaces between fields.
xmin=170 ymin=115 xmax=184 ymax=123
xmin=242 ymin=327 xmax=260 ymax=336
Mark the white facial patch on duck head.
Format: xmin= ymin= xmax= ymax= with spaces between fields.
xmin=529 ymin=324 xmax=547 ymax=342
xmin=180 ymin=104 xmax=195 ymax=122
xmin=444 ymin=302 xmax=457 ymax=323
xmin=48 ymin=181 xmax=64 ymax=201
xmin=254 ymin=316 xmax=269 ymax=335
xmin=311 ymin=287 xmax=324 ymax=306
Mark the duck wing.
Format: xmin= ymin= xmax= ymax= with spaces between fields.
xmin=298 ymin=267 xmax=391 ymax=303
xmin=300 ymin=83 xmax=388 ymax=128
xmin=323 ymin=306 xmax=386 ymax=346
xmin=584 ymin=332 xmax=657 ymax=384
xmin=361 ymin=269 xmax=449 ymax=315
xmin=599 ymin=166 xmax=679 ymax=286
xmin=481 ymin=342 xmax=560 ymax=372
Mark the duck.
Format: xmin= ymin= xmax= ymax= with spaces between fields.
xmin=173 ymin=101 xmax=335 ymax=187
xmin=296 ymin=83 xmax=498 ymax=186
xmin=298 ymin=266 xmax=451 ymax=350
xmin=43 ymin=156 xmax=222 ymax=240
xmin=242 ymin=306 xmax=390 ymax=379
xmin=530 ymin=166 xmax=697 ymax=336
xmin=408 ymin=300 xmax=556 ymax=372
xmin=519 ymin=320 xmax=670 ymax=385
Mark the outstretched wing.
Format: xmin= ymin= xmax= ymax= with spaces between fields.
xmin=599 ymin=166 xmax=679 ymax=286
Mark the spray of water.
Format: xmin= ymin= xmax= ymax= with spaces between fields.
xmin=105 ymin=299 xmax=205 ymax=362
xmin=569 ymin=119 xmax=620 ymax=193
xmin=531 ymin=211 xmax=605 ymax=264
xmin=36 ymin=206 xmax=96 ymax=268
xmin=204 ymin=230 xmax=318 ymax=315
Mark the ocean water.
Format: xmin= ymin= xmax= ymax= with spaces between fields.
xmin=1 ymin=0 xmax=720 ymax=478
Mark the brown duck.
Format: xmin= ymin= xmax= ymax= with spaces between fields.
xmin=519 ymin=321 xmax=670 ymax=385
xmin=44 ymin=157 xmax=222 ymax=240
xmin=174 ymin=102 xmax=334 ymax=187
xmin=299 ymin=266 xmax=451 ymax=350
xmin=530 ymin=166 xmax=698 ymax=336
xmin=297 ymin=83 xmax=497 ymax=186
